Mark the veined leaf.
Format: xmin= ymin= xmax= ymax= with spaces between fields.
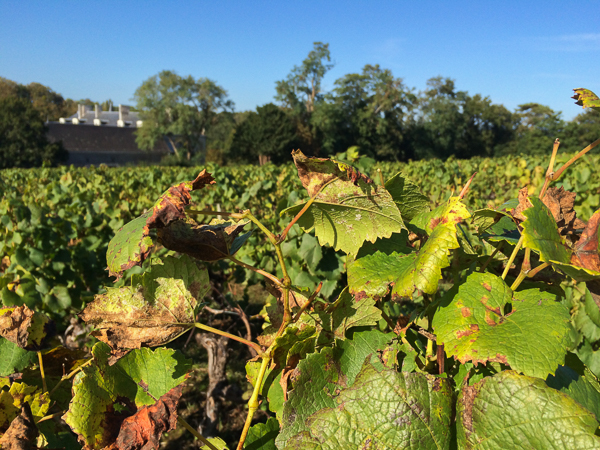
xmin=457 ymin=371 xmax=600 ymax=449
xmin=0 ymin=337 xmax=36 ymax=376
xmin=433 ymin=272 xmax=571 ymax=378
xmin=244 ymin=417 xmax=279 ymax=450
xmin=282 ymin=361 xmax=453 ymax=450
xmin=281 ymin=150 xmax=404 ymax=255
xmin=522 ymin=198 xmax=600 ymax=281
xmin=384 ymin=172 xmax=430 ymax=221
xmin=81 ymin=255 xmax=210 ymax=351
xmin=0 ymin=380 xmax=50 ymax=430
xmin=546 ymin=365 xmax=600 ymax=422
xmin=348 ymin=197 xmax=470 ymax=300
xmin=63 ymin=342 xmax=191 ymax=450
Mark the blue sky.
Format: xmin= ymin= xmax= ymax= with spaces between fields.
xmin=1 ymin=1 xmax=598 ymax=119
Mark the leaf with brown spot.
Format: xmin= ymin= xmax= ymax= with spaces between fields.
xmin=146 ymin=169 xmax=216 ymax=229
xmin=113 ymin=385 xmax=182 ymax=450
xmin=0 ymin=305 xmax=53 ymax=350
xmin=157 ymin=218 xmax=251 ymax=262
xmin=509 ymin=186 xmax=532 ymax=223
xmin=0 ymin=403 xmax=38 ymax=450
xmin=106 ymin=171 xmax=216 ymax=279
xmin=81 ymin=255 xmax=210 ymax=352
xmin=433 ymin=272 xmax=572 ymax=378
xmin=63 ymin=342 xmax=191 ymax=450
xmin=541 ymin=186 xmax=587 ymax=239
xmin=573 ymin=88 xmax=600 ymax=111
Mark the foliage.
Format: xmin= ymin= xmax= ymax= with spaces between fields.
xmin=0 ymin=96 xmax=67 ymax=168
xmin=133 ymin=70 xmax=234 ymax=157
xmin=1 ymin=92 xmax=600 ymax=447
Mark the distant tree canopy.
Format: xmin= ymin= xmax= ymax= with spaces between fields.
xmin=133 ymin=70 xmax=234 ymax=158
xmin=0 ymin=96 xmax=66 ymax=168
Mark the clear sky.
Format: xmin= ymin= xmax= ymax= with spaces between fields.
xmin=1 ymin=1 xmax=598 ymax=119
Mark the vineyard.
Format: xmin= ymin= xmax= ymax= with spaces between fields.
xmin=2 ymin=110 xmax=600 ymax=447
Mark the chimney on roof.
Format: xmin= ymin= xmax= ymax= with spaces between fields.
xmin=118 ymin=104 xmax=131 ymax=127
xmin=95 ymin=104 xmax=101 ymax=119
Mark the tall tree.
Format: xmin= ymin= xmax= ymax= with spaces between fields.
xmin=228 ymin=103 xmax=299 ymax=165
xmin=503 ymin=103 xmax=566 ymax=155
xmin=133 ymin=70 xmax=234 ymax=158
xmin=0 ymin=96 xmax=67 ymax=168
xmin=564 ymin=109 xmax=600 ymax=151
xmin=275 ymin=42 xmax=334 ymax=154
xmin=314 ymin=64 xmax=417 ymax=160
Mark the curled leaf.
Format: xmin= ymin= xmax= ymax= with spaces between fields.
xmin=573 ymin=88 xmax=600 ymax=111
xmin=81 ymin=256 xmax=210 ymax=352
xmin=158 ymin=219 xmax=250 ymax=261
xmin=542 ymin=187 xmax=586 ymax=239
xmin=0 ymin=306 xmax=53 ymax=350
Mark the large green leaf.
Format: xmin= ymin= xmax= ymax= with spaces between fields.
xmin=433 ymin=272 xmax=572 ymax=378
xmin=0 ymin=337 xmax=36 ymax=376
xmin=546 ymin=365 xmax=600 ymax=422
xmin=385 ymin=172 xmax=430 ymax=221
xmin=81 ymin=255 xmax=210 ymax=351
xmin=282 ymin=362 xmax=453 ymax=450
xmin=457 ymin=371 xmax=600 ymax=449
xmin=522 ymin=198 xmax=600 ymax=281
xmin=281 ymin=150 xmax=404 ymax=255
xmin=244 ymin=417 xmax=279 ymax=450
xmin=348 ymin=197 xmax=469 ymax=300
xmin=63 ymin=342 xmax=191 ymax=450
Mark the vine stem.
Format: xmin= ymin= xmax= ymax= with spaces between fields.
xmin=501 ymin=236 xmax=523 ymax=280
xmin=191 ymin=323 xmax=262 ymax=354
xmin=292 ymin=282 xmax=323 ymax=322
xmin=551 ymin=138 xmax=600 ymax=182
xmin=237 ymin=354 xmax=271 ymax=450
xmin=49 ymin=358 xmax=94 ymax=397
xmin=538 ymin=139 xmax=561 ymax=199
xmin=458 ymin=172 xmax=477 ymax=199
xmin=177 ymin=417 xmax=219 ymax=450
xmin=527 ymin=262 xmax=550 ymax=278
xmin=479 ymin=241 xmax=504 ymax=273
xmin=227 ymin=255 xmax=283 ymax=288
xmin=510 ymin=248 xmax=531 ymax=291
xmin=37 ymin=351 xmax=47 ymax=393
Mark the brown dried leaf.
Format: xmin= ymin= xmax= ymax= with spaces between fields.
xmin=0 ymin=403 xmax=38 ymax=450
xmin=146 ymin=169 xmax=216 ymax=230
xmin=509 ymin=187 xmax=532 ymax=223
xmin=291 ymin=149 xmax=373 ymax=197
xmin=0 ymin=306 xmax=53 ymax=350
xmin=109 ymin=385 xmax=182 ymax=450
xmin=570 ymin=210 xmax=600 ymax=273
xmin=158 ymin=219 xmax=248 ymax=262
xmin=542 ymin=187 xmax=586 ymax=238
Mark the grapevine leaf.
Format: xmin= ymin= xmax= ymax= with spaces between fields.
xmin=201 ymin=437 xmax=229 ymax=450
xmin=282 ymin=362 xmax=453 ymax=450
xmin=480 ymin=215 xmax=520 ymax=245
xmin=541 ymin=187 xmax=586 ymax=237
xmin=81 ymin=255 xmax=210 ymax=351
xmin=457 ymin=371 xmax=600 ymax=449
xmin=244 ymin=417 xmax=279 ymax=450
xmin=433 ymin=272 xmax=571 ymax=378
xmin=0 ymin=403 xmax=37 ymax=449
xmin=384 ymin=172 xmax=430 ymax=221
xmin=146 ymin=169 xmax=216 ymax=229
xmin=335 ymin=330 xmax=396 ymax=386
xmin=157 ymin=219 xmax=250 ymax=261
xmin=522 ymin=198 xmax=600 ymax=281
xmin=471 ymin=208 xmax=511 ymax=234
xmin=290 ymin=148 xmax=373 ymax=197
xmin=62 ymin=342 xmax=191 ymax=450
xmin=0 ymin=338 xmax=36 ymax=376
xmin=0 ymin=380 xmax=51 ymax=431
xmin=106 ymin=170 xmax=216 ymax=279
xmin=348 ymin=197 xmax=469 ymax=300
xmin=573 ymin=88 xmax=600 ymax=111
xmin=0 ymin=305 xmax=53 ymax=350
xmin=106 ymin=211 xmax=154 ymax=279
xmin=546 ymin=365 xmax=600 ymax=422
xmin=245 ymin=362 xmax=284 ymax=417
xmin=281 ymin=150 xmax=404 ymax=255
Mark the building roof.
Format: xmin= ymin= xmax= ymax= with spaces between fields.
xmin=59 ymin=104 xmax=142 ymax=128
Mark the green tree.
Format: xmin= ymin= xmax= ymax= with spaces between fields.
xmin=275 ymin=42 xmax=334 ymax=154
xmin=564 ymin=109 xmax=600 ymax=151
xmin=0 ymin=96 xmax=67 ymax=168
xmin=411 ymin=77 xmax=517 ymax=159
xmin=504 ymin=103 xmax=566 ymax=155
xmin=133 ymin=70 xmax=234 ymax=158
xmin=313 ymin=64 xmax=417 ymax=160
xmin=228 ymin=103 xmax=299 ymax=164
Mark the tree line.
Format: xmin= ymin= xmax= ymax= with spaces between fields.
xmin=1 ymin=42 xmax=599 ymax=168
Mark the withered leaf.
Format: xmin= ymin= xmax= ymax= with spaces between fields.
xmin=146 ymin=169 xmax=215 ymax=229
xmin=0 ymin=403 xmax=37 ymax=450
xmin=291 ymin=149 xmax=373 ymax=197
xmin=542 ymin=187 xmax=586 ymax=238
xmin=112 ymin=385 xmax=182 ymax=450
xmin=570 ymin=209 xmax=600 ymax=273
xmin=158 ymin=219 xmax=250 ymax=262
xmin=509 ymin=187 xmax=532 ymax=223
xmin=81 ymin=255 xmax=210 ymax=353
xmin=0 ymin=306 xmax=53 ymax=350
